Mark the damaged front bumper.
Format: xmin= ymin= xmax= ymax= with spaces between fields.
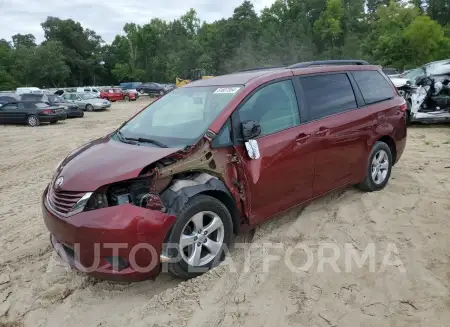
xmin=42 ymin=185 xmax=176 ymax=281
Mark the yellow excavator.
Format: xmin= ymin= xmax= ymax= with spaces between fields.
xmin=176 ymin=69 xmax=214 ymax=87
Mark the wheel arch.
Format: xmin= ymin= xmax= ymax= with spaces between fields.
xmin=160 ymin=172 xmax=240 ymax=236
xmin=376 ymin=135 xmax=397 ymax=164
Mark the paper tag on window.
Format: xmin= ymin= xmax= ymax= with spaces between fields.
xmin=214 ymin=87 xmax=241 ymax=94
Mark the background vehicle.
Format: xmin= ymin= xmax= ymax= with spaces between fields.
xmin=120 ymin=82 xmax=142 ymax=94
xmin=16 ymin=87 xmax=43 ymax=95
xmin=63 ymin=92 xmax=111 ymax=111
xmin=135 ymin=83 xmax=171 ymax=96
xmin=100 ymin=88 xmax=137 ymax=101
xmin=76 ymin=87 xmax=101 ymax=98
xmin=20 ymin=93 xmax=84 ymax=118
xmin=0 ymin=94 xmax=19 ymax=107
xmin=382 ymin=67 xmax=400 ymax=77
xmin=0 ymin=100 xmax=66 ymax=126
xmin=175 ymin=69 xmax=215 ymax=87
xmin=42 ymin=60 xmax=406 ymax=281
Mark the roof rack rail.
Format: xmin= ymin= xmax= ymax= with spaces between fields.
xmin=234 ymin=65 xmax=287 ymax=73
xmin=288 ymin=60 xmax=370 ymax=69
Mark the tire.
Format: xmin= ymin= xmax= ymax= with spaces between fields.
xmin=27 ymin=115 xmax=40 ymax=127
xmin=124 ymin=95 xmax=130 ymax=101
xmin=159 ymin=90 xmax=164 ymax=96
xmin=166 ymin=195 xmax=233 ymax=279
xmin=357 ymin=141 xmax=393 ymax=192
xmin=138 ymin=89 xmax=144 ymax=95
xmin=406 ymin=100 xmax=412 ymax=126
xmin=86 ymin=104 xmax=94 ymax=112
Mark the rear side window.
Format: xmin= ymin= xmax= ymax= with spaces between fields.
xmin=299 ymin=73 xmax=357 ymax=121
xmin=351 ymin=70 xmax=395 ymax=105
xmin=21 ymin=94 xmax=42 ymax=101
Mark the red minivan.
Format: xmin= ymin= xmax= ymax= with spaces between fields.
xmin=42 ymin=61 xmax=407 ymax=281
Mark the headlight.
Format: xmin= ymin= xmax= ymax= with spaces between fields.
xmin=71 ymin=192 xmax=94 ymax=215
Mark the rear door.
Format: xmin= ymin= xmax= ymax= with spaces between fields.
xmin=232 ymin=79 xmax=315 ymax=225
xmin=297 ymin=72 xmax=375 ymax=196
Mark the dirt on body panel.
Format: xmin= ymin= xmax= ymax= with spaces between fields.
xmin=0 ymin=98 xmax=449 ymax=326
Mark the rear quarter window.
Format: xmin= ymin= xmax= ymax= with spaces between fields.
xmin=351 ymin=70 xmax=395 ymax=105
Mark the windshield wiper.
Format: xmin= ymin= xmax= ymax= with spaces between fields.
xmin=127 ymin=137 xmax=168 ymax=148
xmin=116 ymin=131 xmax=168 ymax=148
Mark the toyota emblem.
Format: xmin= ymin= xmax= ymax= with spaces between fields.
xmin=55 ymin=176 xmax=64 ymax=188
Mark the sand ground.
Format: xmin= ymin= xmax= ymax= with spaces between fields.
xmin=0 ymin=98 xmax=449 ymax=327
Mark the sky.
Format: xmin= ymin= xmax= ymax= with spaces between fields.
xmin=0 ymin=0 xmax=276 ymax=44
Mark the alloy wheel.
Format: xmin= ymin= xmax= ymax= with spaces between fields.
xmin=28 ymin=116 xmax=38 ymax=126
xmin=179 ymin=211 xmax=224 ymax=267
xmin=371 ymin=149 xmax=389 ymax=184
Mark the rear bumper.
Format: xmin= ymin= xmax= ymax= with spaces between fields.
xmin=42 ymin=186 xmax=176 ymax=281
xmin=412 ymin=111 xmax=450 ymax=123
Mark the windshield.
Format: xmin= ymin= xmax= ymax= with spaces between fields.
xmin=118 ymin=85 xmax=243 ymax=148
xmin=400 ymin=68 xmax=425 ymax=80
xmin=79 ymin=93 xmax=94 ymax=100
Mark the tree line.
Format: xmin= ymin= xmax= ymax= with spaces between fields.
xmin=0 ymin=0 xmax=449 ymax=90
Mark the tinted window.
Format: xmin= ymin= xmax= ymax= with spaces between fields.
xmin=35 ymin=103 xmax=49 ymax=108
xmin=2 ymin=104 xmax=18 ymax=110
xmin=238 ymin=80 xmax=300 ymax=137
xmin=299 ymin=73 xmax=357 ymax=121
xmin=352 ymin=71 xmax=395 ymax=105
xmin=21 ymin=94 xmax=43 ymax=101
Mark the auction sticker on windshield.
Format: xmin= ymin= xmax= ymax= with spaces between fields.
xmin=214 ymin=87 xmax=241 ymax=94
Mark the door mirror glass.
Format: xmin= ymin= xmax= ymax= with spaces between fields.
xmin=245 ymin=139 xmax=260 ymax=160
xmin=241 ymin=120 xmax=261 ymax=141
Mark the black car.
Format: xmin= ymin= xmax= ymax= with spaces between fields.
xmin=136 ymin=82 xmax=170 ymax=96
xmin=0 ymin=101 xmax=67 ymax=126
xmin=20 ymin=93 xmax=84 ymax=118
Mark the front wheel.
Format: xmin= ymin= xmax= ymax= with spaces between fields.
xmin=27 ymin=115 xmax=40 ymax=127
xmin=166 ymin=195 xmax=233 ymax=279
xmin=86 ymin=104 xmax=94 ymax=112
xmin=138 ymin=89 xmax=144 ymax=94
xmin=159 ymin=90 xmax=164 ymax=96
xmin=357 ymin=141 xmax=393 ymax=192
xmin=124 ymin=95 xmax=130 ymax=101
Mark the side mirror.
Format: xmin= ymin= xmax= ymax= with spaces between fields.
xmin=241 ymin=120 xmax=261 ymax=141
xmin=241 ymin=120 xmax=261 ymax=160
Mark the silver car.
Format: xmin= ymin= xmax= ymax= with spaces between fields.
xmin=63 ymin=92 xmax=111 ymax=111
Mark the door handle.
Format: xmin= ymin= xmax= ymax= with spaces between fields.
xmin=315 ymin=127 xmax=330 ymax=137
xmin=295 ymin=133 xmax=311 ymax=143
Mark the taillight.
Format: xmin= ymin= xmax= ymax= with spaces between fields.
xmin=42 ymin=109 xmax=53 ymax=114
xmin=399 ymin=103 xmax=408 ymax=112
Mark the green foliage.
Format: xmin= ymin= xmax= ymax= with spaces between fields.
xmin=0 ymin=0 xmax=449 ymax=90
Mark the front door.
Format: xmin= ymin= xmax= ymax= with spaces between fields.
xmin=233 ymin=79 xmax=315 ymax=225
xmin=297 ymin=73 xmax=374 ymax=196
xmin=0 ymin=103 xmax=19 ymax=124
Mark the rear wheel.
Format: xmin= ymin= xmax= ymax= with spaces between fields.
xmin=357 ymin=141 xmax=392 ymax=192
xmin=124 ymin=95 xmax=130 ymax=101
xmin=27 ymin=115 xmax=40 ymax=127
xmin=159 ymin=90 xmax=164 ymax=96
xmin=166 ymin=195 xmax=233 ymax=279
xmin=86 ymin=104 xmax=94 ymax=112
xmin=138 ymin=89 xmax=144 ymax=95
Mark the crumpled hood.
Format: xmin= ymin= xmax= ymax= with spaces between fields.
xmin=56 ymin=136 xmax=180 ymax=191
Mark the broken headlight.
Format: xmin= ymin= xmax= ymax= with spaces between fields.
xmin=83 ymin=178 xmax=167 ymax=212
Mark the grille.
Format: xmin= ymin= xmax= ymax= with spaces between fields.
xmin=47 ymin=188 xmax=84 ymax=215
